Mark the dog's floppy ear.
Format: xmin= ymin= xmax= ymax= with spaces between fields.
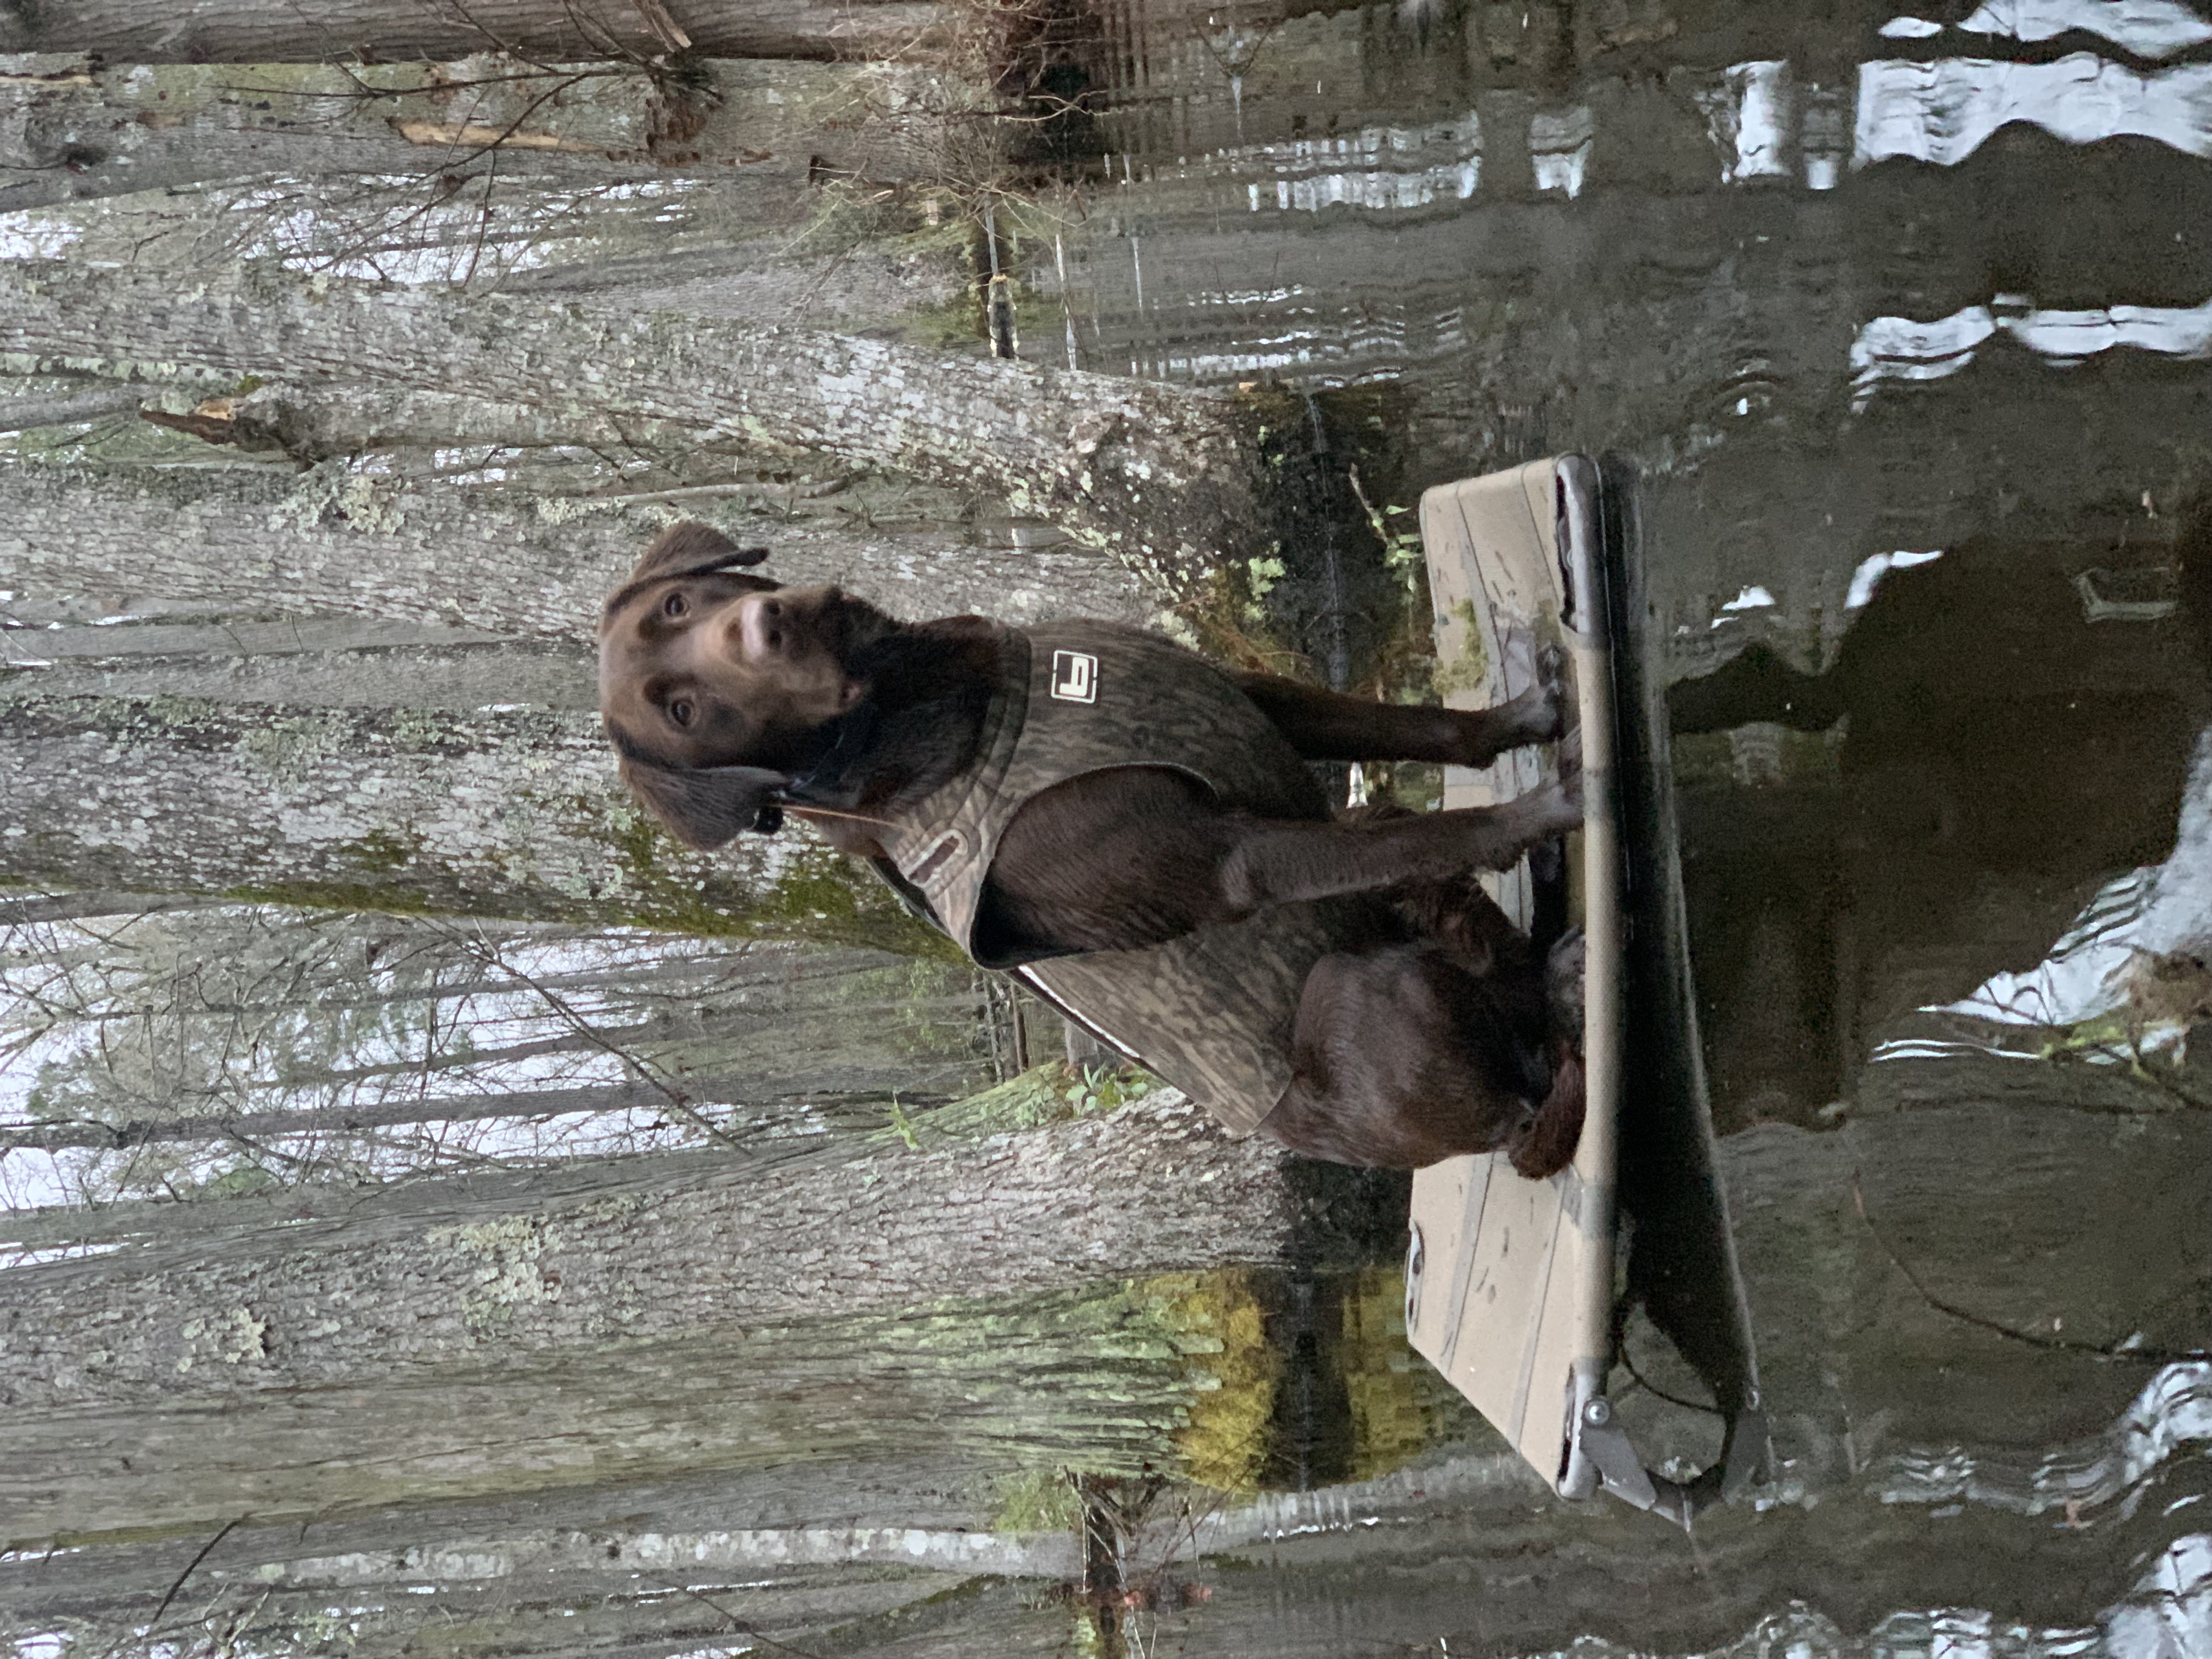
xmin=602 ymin=524 xmax=773 ymax=629
xmin=619 ymin=758 xmax=789 ymax=850
xmin=633 ymin=522 xmax=769 ymax=583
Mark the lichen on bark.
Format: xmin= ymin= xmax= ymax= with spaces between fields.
xmin=0 ymin=259 xmax=1278 ymax=592
xmin=0 ymin=685 xmax=940 ymax=947
xmin=0 ymin=456 xmax=1151 ymax=636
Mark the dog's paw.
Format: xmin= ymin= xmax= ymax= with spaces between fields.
xmin=1489 ymin=649 xmax=1570 ymax=752
xmin=1536 ymin=642 xmax=1575 ymax=736
xmin=1504 ymin=775 xmax=1583 ymax=848
xmin=1557 ymin=725 xmax=1584 ymax=812
xmin=1442 ymin=646 xmax=1572 ymax=767
xmin=1546 ymin=928 xmax=1586 ymax=1052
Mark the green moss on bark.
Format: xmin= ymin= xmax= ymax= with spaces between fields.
xmin=225 ymin=848 xmax=953 ymax=955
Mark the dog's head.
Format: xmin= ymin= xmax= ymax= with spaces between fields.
xmin=597 ymin=522 xmax=882 ymax=850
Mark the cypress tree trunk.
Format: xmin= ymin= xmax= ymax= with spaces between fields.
xmin=0 ymin=52 xmax=961 ymax=214
xmin=0 ymin=0 xmax=961 ymax=65
xmin=0 ymin=688 xmax=932 ymax=944
xmin=0 ymin=1092 xmax=1357 ymax=1411
xmin=0 ymin=1284 xmax=1224 ymax=1542
xmin=0 ymin=461 xmax=1150 ymax=637
xmin=0 ymin=1087 xmax=1403 ymax=1538
xmin=0 ymin=260 xmax=1273 ymax=589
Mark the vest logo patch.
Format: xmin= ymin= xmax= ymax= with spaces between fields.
xmin=1050 ymin=649 xmax=1099 ymax=704
xmin=910 ymin=832 xmax=963 ymax=886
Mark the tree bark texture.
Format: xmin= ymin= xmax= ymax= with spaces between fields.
xmin=9 ymin=1544 xmax=1035 ymax=1659
xmin=0 ymin=889 xmax=227 ymax=925
xmin=0 ymin=1091 xmax=1382 ymax=1410
xmin=10 ymin=638 xmax=595 ymax=713
xmin=0 ymin=53 xmax=963 ymax=215
xmin=3 ymin=1448 xmax=1084 ymax=1605
xmin=3 ymin=1075 xmax=947 ymax=1155
xmin=0 ymin=686 xmax=936 ymax=944
xmin=2 ymin=906 xmax=992 ymax=1202
xmin=0 ymin=1284 xmax=1250 ymax=1539
xmin=0 ymin=1 xmax=962 ymax=65
xmin=0 ymin=461 xmax=1151 ymax=636
xmin=0 ymin=380 xmax=142 ymax=431
xmin=0 ymin=1089 xmax=1409 ymax=1539
xmin=0 ymin=260 xmax=1271 ymax=587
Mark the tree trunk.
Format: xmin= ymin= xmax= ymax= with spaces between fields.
xmin=0 ymin=687 xmax=935 ymax=945
xmin=1 ymin=1076 xmax=943 ymax=1155
xmin=0 ymin=1 xmax=962 ymax=65
xmin=0 ymin=461 xmax=1151 ymax=636
xmin=0 ymin=1285 xmax=1255 ymax=1546
xmin=0 ymin=890 xmax=225 ymax=925
xmin=0 ymin=381 xmax=144 ymax=432
xmin=7 ymin=1523 xmax=1052 ymax=1659
xmin=13 ymin=637 xmax=596 ymax=713
xmin=0 ymin=1090 xmax=1374 ymax=1409
xmin=2 ymin=904 xmax=992 ymax=1199
xmin=0 ymin=1087 xmax=1407 ymax=1537
xmin=1 ymin=53 xmax=961 ymax=215
xmin=0 ymin=260 xmax=1271 ymax=589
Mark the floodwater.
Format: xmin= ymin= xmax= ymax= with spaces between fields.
xmin=1005 ymin=0 xmax=2212 ymax=1651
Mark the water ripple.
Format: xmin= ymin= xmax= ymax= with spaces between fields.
xmin=1875 ymin=1362 xmax=2212 ymax=1516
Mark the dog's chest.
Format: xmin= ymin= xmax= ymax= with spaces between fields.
xmin=885 ymin=622 xmax=1318 ymax=950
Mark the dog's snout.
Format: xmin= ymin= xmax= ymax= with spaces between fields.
xmin=728 ymin=592 xmax=793 ymax=662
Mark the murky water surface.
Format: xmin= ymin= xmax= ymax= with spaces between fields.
xmin=1003 ymin=0 xmax=2212 ymax=1648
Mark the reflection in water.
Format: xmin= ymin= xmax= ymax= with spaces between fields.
xmin=1878 ymin=729 xmax=2212 ymax=1059
xmin=1528 ymin=104 xmax=1596 ymax=196
xmin=1234 ymin=114 xmax=1483 ymax=213
xmin=1876 ymin=1361 xmax=2212 ymax=1513
xmin=1849 ymin=550 xmax=1948 ymax=610
xmin=1856 ymin=55 xmax=2212 ymax=168
xmin=1694 ymin=62 xmax=1800 ymax=184
xmin=1852 ymin=294 xmax=2212 ymax=404
xmin=1011 ymin=0 xmax=2212 ymax=1637
xmin=1148 ymin=1357 xmax=2212 ymax=1548
xmin=1356 ymin=1544 xmax=2212 ymax=1659
xmin=2114 ymin=1534 xmax=2212 ymax=1659
xmin=1883 ymin=0 xmax=2212 ymax=59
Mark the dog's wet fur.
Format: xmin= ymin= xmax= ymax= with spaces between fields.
xmin=600 ymin=522 xmax=1588 ymax=1173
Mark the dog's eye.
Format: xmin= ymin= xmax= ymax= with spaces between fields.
xmin=662 ymin=593 xmax=688 ymax=618
xmin=666 ymin=698 xmax=693 ymax=728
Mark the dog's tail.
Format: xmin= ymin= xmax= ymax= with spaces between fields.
xmin=1508 ymin=1040 xmax=1587 ymax=1180
xmin=1511 ymin=931 xmax=1589 ymax=1180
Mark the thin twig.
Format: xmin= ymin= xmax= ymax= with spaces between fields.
xmin=424 ymin=920 xmax=749 ymax=1153
xmin=643 ymin=1575 xmax=828 ymax=1659
xmin=1616 ymin=1344 xmax=1724 ymax=1417
xmin=1849 ymin=1170 xmax=2202 ymax=1364
xmin=146 ymin=1515 xmax=248 ymax=1635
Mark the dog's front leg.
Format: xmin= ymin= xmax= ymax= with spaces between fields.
xmin=1219 ymin=779 xmax=1581 ymax=912
xmin=1232 ymin=646 xmax=1568 ymax=766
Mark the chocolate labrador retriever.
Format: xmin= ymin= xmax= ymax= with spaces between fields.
xmin=599 ymin=522 xmax=1587 ymax=1173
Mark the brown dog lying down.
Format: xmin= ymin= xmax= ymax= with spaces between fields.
xmin=599 ymin=522 xmax=1588 ymax=1174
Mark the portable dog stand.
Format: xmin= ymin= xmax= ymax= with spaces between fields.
xmin=1403 ymin=456 xmax=1770 ymax=1527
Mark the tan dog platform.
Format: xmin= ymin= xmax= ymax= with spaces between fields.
xmin=1404 ymin=456 xmax=1768 ymax=1525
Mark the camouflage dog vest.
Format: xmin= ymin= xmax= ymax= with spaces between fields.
xmin=875 ymin=621 xmax=1366 ymax=1136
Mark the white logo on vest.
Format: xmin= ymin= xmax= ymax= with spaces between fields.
xmin=1049 ymin=649 xmax=1099 ymax=704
